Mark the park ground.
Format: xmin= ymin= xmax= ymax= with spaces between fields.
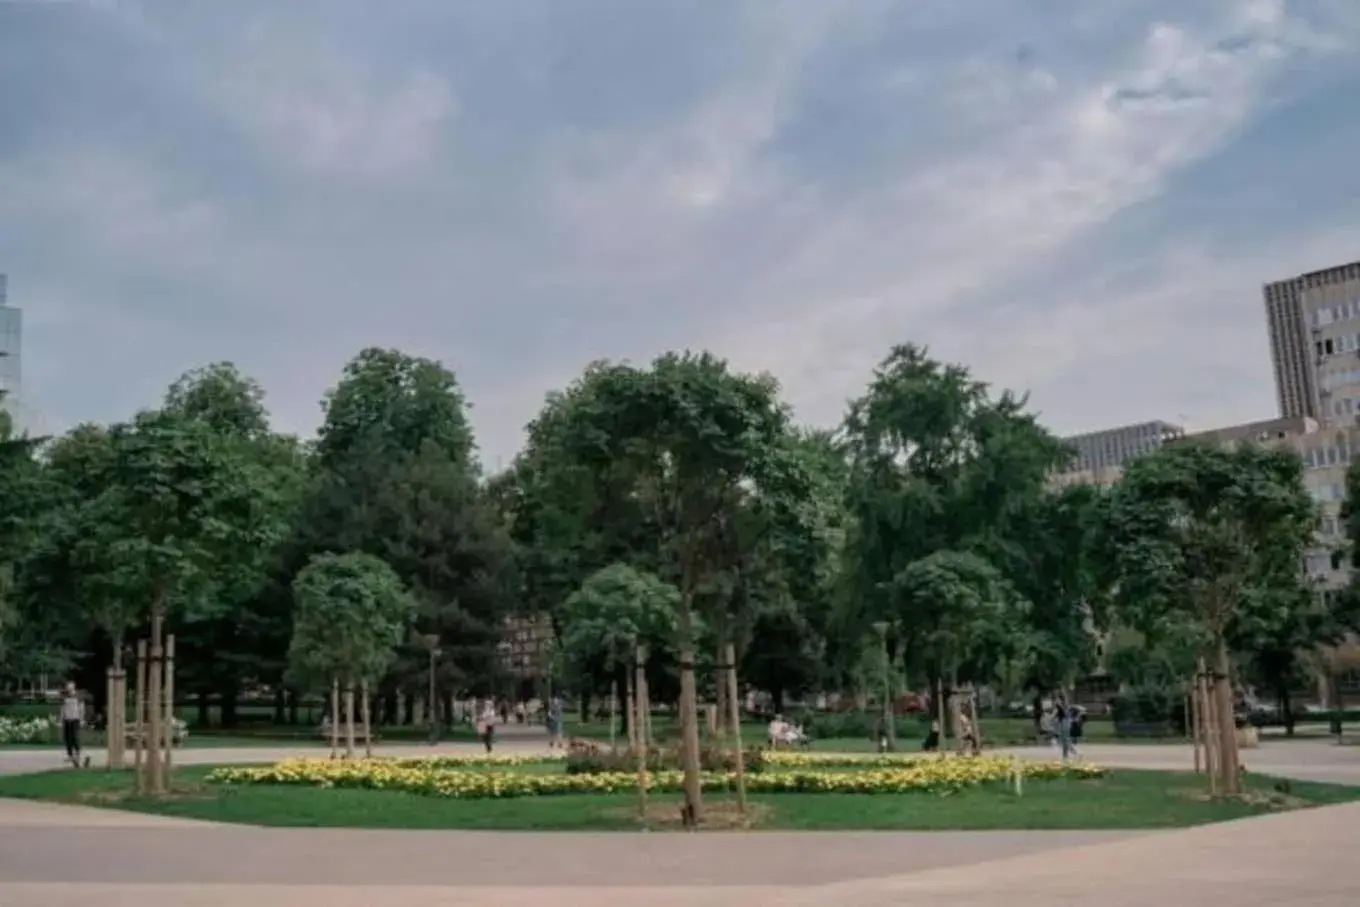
xmin=1 ymin=739 xmax=1359 ymax=905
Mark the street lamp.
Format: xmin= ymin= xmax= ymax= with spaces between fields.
xmin=872 ymin=622 xmax=894 ymax=752
xmin=415 ymin=634 xmax=441 ymax=745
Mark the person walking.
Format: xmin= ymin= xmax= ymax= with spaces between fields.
xmin=546 ymin=696 xmax=564 ymax=750
xmin=59 ymin=682 xmax=87 ymax=768
xmin=1054 ymin=697 xmax=1073 ymax=762
xmin=478 ymin=703 xmax=498 ymax=753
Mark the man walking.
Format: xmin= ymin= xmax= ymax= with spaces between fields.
xmin=59 ymin=682 xmax=87 ymax=768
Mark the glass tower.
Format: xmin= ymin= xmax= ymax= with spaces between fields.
xmin=0 ymin=274 xmax=21 ymax=432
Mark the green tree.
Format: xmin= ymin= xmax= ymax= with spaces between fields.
xmin=840 ymin=345 xmax=1064 ymax=714
xmin=1107 ymin=441 xmax=1316 ymax=794
xmin=544 ymin=352 xmax=809 ymax=824
xmin=297 ymin=349 xmax=512 ymax=721
xmin=161 ymin=363 xmax=308 ymax=727
xmin=289 ymin=552 xmax=416 ymax=754
xmin=559 ymin=563 xmax=680 ymax=738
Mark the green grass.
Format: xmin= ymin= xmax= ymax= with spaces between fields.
xmin=0 ymin=763 xmax=1353 ymax=831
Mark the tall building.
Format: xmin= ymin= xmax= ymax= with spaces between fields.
xmin=1265 ymin=260 xmax=1360 ymax=420
xmin=0 ymin=274 xmax=21 ymax=430
xmin=1053 ymin=420 xmax=1183 ymax=487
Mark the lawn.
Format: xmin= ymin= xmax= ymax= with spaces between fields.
xmin=0 ymin=763 xmax=1353 ymax=831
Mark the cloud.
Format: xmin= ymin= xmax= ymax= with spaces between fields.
xmin=1 ymin=0 xmax=1358 ymax=465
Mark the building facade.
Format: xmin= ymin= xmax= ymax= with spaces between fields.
xmin=1053 ymin=420 xmax=1183 ymax=488
xmin=1265 ymin=260 xmax=1360 ymax=421
xmin=0 ymin=274 xmax=20 ymax=430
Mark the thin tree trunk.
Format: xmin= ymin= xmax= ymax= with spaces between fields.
xmin=725 ymin=643 xmax=746 ymax=815
xmin=625 ymin=673 xmax=636 ymax=752
xmin=329 ymin=678 xmax=340 ymax=759
xmin=133 ymin=640 xmax=147 ymax=791
xmin=677 ymin=600 xmax=703 ymax=829
xmin=1191 ymin=668 xmax=1203 ymax=775
xmin=635 ymin=644 xmax=649 ymax=820
xmin=361 ymin=679 xmax=373 ymax=758
xmin=1213 ymin=639 xmax=1240 ymax=795
xmin=163 ymin=634 xmax=176 ymax=780
xmin=714 ymin=637 xmax=727 ymax=738
xmin=1201 ymin=659 xmax=1220 ymax=797
xmin=344 ymin=684 xmax=357 ymax=759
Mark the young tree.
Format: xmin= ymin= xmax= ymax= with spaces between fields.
xmin=559 ymin=563 xmax=680 ymax=739
xmin=1107 ymin=441 xmax=1316 ymax=795
xmin=289 ymin=552 xmax=415 ymax=754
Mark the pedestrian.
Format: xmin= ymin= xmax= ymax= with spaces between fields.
xmin=1068 ymin=705 xmax=1085 ymax=758
xmin=546 ymin=696 xmax=564 ymax=750
xmin=478 ymin=703 xmax=497 ymax=753
xmin=922 ymin=719 xmax=940 ymax=752
xmin=59 ymin=682 xmax=87 ymax=768
xmin=958 ymin=711 xmax=978 ymax=755
xmin=1054 ymin=698 xmax=1072 ymax=762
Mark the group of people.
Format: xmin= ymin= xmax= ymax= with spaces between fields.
xmin=916 ymin=712 xmax=978 ymax=754
xmin=1039 ymin=697 xmax=1085 ymax=760
xmin=474 ymin=696 xmax=565 ymax=752
xmin=766 ymin=715 xmax=809 ymax=748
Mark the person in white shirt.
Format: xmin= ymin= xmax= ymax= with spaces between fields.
xmin=59 ymin=683 xmax=85 ymax=767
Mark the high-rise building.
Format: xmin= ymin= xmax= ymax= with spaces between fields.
xmin=1265 ymin=260 xmax=1360 ymax=421
xmin=0 ymin=274 xmax=21 ymax=430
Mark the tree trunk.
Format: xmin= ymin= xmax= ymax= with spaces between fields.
xmin=287 ymin=689 xmax=299 ymax=726
xmin=714 ymin=638 xmax=727 ymax=738
xmin=1279 ymin=683 xmax=1295 ymax=737
xmin=677 ymin=601 xmax=703 ymax=828
xmin=195 ymin=692 xmax=210 ymax=729
xmin=272 ymin=687 xmax=286 ymax=724
xmin=725 ymin=643 xmax=746 ymax=815
xmin=145 ymin=608 xmax=165 ymax=795
xmin=329 ymin=678 xmax=340 ymax=759
xmin=361 ymin=679 xmax=373 ymax=759
xmin=344 ymin=684 xmax=357 ymax=759
xmin=1213 ymin=639 xmax=1240 ymax=795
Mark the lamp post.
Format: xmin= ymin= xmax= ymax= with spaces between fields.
xmin=416 ymin=634 xmax=441 ymax=745
xmin=872 ymin=621 xmax=894 ymax=751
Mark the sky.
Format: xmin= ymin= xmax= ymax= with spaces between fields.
xmin=3 ymin=0 xmax=1360 ymax=467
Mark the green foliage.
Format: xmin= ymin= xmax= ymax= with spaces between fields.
xmin=560 ymin=564 xmax=679 ymax=669
xmin=289 ymin=552 xmax=416 ymax=686
xmin=840 ymin=345 xmax=1063 ymax=687
xmin=1106 ymin=442 xmax=1317 ymax=646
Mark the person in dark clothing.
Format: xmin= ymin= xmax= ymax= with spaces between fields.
xmin=922 ymin=720 xmax=940 ymax=752
xmin=59 ymin=683 xmax=85 ymax=767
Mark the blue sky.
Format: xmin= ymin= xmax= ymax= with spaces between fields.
xmin=3 ymin=0 xmax=1359 ymax=465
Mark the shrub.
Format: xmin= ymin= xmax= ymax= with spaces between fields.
xmin=1109 ymin=686 xmax=1186 ymax=735
xmin=802 ymin=711 xmax=925 ymax=740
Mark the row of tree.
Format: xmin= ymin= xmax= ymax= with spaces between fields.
xmin=1 ymin=343 xmax=1357 ymax=805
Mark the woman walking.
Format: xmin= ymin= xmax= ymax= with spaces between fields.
xmin=59 ymin=682 xmax=87 ymax=768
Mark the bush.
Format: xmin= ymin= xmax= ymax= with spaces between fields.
xmin=802 ymin=711 xmax=925 ymax=740
xmin=564 ymin=738 xmax=766 ymax=775
xmin=1110 ymin=687 xmax=1186 ymax=736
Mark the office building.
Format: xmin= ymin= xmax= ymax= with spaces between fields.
xmin=1053 ymin=420 xmax=1184 ymax=487
xmin=0 ymin=274 xmax=20 ymax=430
xmin=1265 ymin=260 xmax=1360 ymax=420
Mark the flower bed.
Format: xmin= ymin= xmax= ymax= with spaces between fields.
xmin=0 ymin=716 xmax=57 ymax=745
xmin=207 ymin=755 xmax=1103 ymax=800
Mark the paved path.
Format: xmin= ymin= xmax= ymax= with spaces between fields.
xmin=1 ymin=739 xmax=1358 ymax=904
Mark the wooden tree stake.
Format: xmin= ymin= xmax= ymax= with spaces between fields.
xmin=163 ymin=634 xmax=176 ymax=780
xmin=133 ymin=641 xmax=147 ymax=793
